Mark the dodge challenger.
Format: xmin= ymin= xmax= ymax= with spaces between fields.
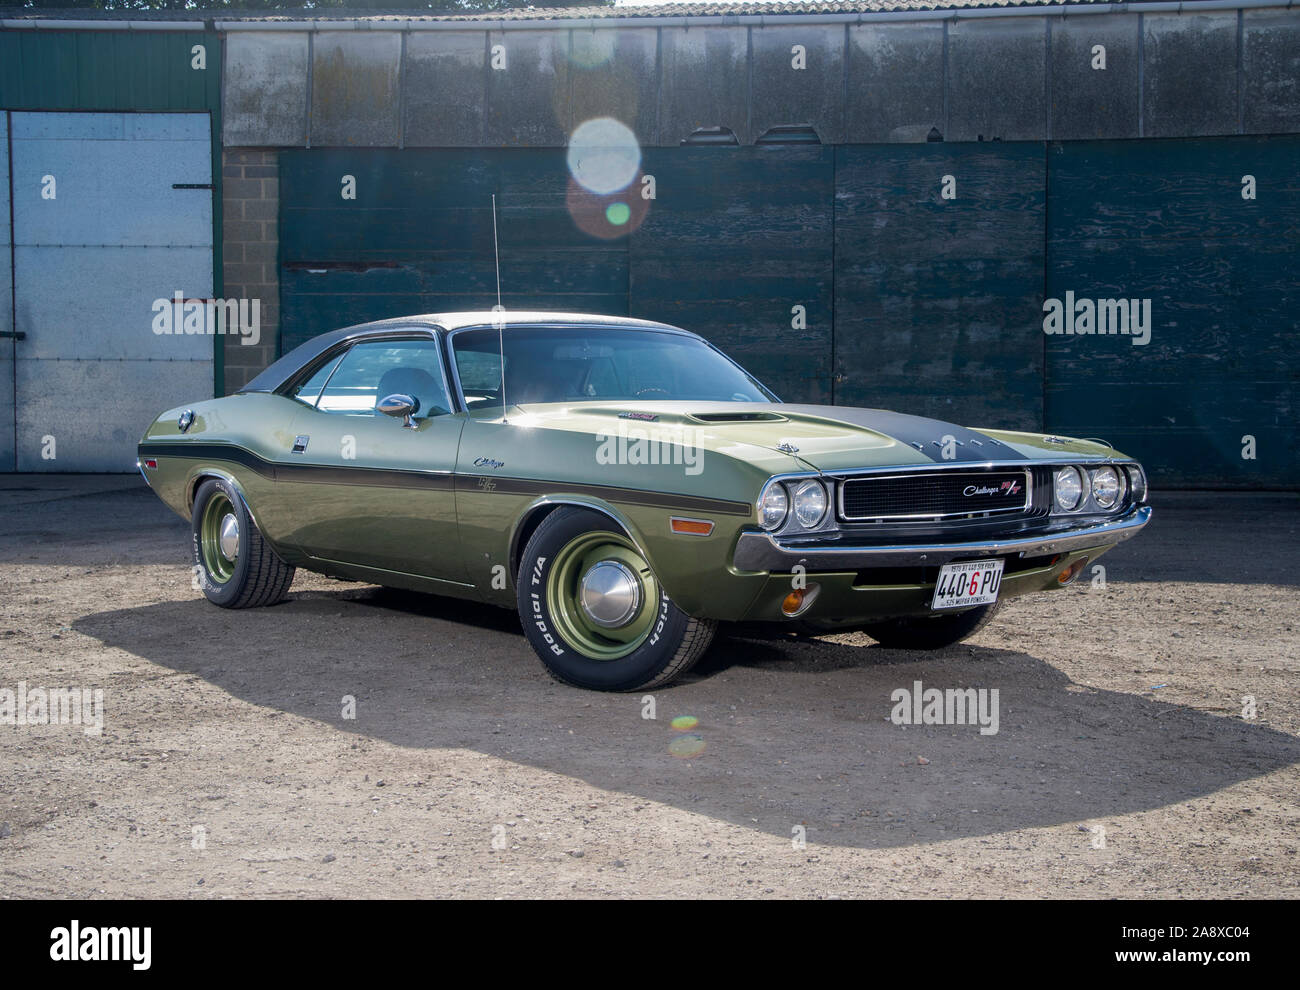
xmin=138 ymin=312 xmax=1151 ymax=691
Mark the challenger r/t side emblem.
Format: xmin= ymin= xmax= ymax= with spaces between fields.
xmin=291 ymin=435 xmax=309 ymax=454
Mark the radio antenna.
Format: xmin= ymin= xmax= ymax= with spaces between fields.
xmin=492 ymin=193 xmax=507 ymax=424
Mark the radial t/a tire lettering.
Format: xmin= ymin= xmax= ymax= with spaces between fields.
xmin=516 ymin=507 xmax=716 ymax=691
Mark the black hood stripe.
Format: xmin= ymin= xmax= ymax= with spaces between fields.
xmin=776 ymin=405 xmax=1027 ymax=464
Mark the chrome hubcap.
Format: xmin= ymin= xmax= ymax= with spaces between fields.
xmin=578 ymin=559 xmax=642 ymax=629
xmin=218 ymin=513 xmax=240 ymax=561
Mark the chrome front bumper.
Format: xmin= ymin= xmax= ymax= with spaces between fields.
xmin=732 ymin=505 xmax=1152 ymax=571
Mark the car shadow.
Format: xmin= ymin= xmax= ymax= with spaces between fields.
xmin=74 ymin=587 xmax=1300 ymax=850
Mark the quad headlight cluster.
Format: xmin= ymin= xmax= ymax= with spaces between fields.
xmin=758 ymin=478 xmax=830 ymax=532
xmin=1053 ymin=463 xmax=1146 ymax=514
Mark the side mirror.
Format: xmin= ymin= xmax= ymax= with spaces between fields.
xmin=377 ymin=392 xmax=420 ymax=429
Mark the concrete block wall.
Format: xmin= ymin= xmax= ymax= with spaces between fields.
xmin=220 ymin=149 xmax=279 ymax=392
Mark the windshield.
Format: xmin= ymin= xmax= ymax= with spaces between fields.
xmin=451 ymin=327 xmax=776 ymax=408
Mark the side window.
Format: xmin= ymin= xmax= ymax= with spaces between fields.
xmin=290 ymin=351 xmax=346 ymax=408
xmin=315 ymin=339 xmax=451 ymax=419
xmin=454 ymin=349 xmax=504 ymax=408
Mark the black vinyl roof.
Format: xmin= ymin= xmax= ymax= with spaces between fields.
xmin=238 ymin=310 xmax=689 ymax=394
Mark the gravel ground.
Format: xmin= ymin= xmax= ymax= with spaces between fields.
xmin=1 ymin=476 xmax=1297 ymax=899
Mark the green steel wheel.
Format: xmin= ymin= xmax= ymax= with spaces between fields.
xmin=190 ymin=478 xmax=296 ymax=609
xmin=545 ymin=531 xmax=658 ymax=661
xmin=517 ymin=506 xmax=716 ymax=691
xmin=198 ymin=489 xmax=239 ymax=585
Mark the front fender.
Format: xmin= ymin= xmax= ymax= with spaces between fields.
xmin=499 ymin=493 xmax=768 ymax=620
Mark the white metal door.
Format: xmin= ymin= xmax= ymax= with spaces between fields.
xmin=9 ymin=112 xmax=214 ymax=471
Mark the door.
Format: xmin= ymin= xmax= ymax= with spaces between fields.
xmin=283 ymin=335 xmax=468 ymax=584
xmin=277 ymin=148 xmax=630 ymax=356
xmin=1045 ymin=136 xmax=1300 ymax=487
xmin=631 ymin=146 xmax=834 ymax=404
xmin=832 ymin=143 xmax=1045 ymax=431
xmin=8 ymin=111 xmax=213 ymax=471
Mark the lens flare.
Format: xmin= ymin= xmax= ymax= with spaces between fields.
xmin=566 ymin=176 xmax=649 ymax=241
xmin=605 ymin=202 xmax=631 ymax=226
xmin=668 ymin=734 xmax=706 ymax=759
xmin=670 ymin=715 xmax=699 ymax=731
xmin=567 ymin=117 xmax=641 ymax=195
xmin=569 ymin=30 xmax=617 ymax=70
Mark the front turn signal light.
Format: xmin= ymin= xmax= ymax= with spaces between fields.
xmin=670 ymin=517 xmax=714 ymax=536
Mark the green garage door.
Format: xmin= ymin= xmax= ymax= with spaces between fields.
xmin=277 ymin=141 xmax=1298 ymax=489
xmin=630 ymin=146 xmax=834 ymax=404
xmin=278 ymin=149 xmax=628 ymax=355
xmin=833 ymin=144 xmax=1046 ymax=431
xmin=1045 ymin=136 xmax=1300 ymax=488
xmin=279 ymin=146 xmax=833 ymax=405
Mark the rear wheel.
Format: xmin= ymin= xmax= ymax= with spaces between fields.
xmin=191 ymin=478 xmax=295 ymax=608
xmin=860 ymin=602 xmax=1001 ymax=650
xmin=516 ymin=507 xmax=715 ymax=691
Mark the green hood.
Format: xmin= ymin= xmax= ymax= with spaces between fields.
xmin=504 ymin=400 xmax=1130 ymax=472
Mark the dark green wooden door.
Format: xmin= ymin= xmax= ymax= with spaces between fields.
xmin=629 ymin=146 xmax=834 ymax=403
xmin=833 ymin=144 xmax=1046 ymax=432
xmin=278 ymin=149 xmax=628 ymax=354
xmin=278 ymin=141 xmax=1298 ymax=488
xmin=1045 ymin=136 xmax=1299 ymax=488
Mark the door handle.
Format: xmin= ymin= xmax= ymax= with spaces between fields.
xmin=0 ymin=331 xmax=25 ymax=340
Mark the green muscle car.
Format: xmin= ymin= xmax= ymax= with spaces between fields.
xmin=138 ymin=312 xmax=1152 ymax=691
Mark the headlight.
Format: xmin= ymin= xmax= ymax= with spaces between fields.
xmin=1125 ymin=463 xmax=1147 ymax=503
xmin=791 ymin=479 xmax=828 ymax=529
xmin=1054 ymin=466 xmax=1084 ymax=511
xmin=1091 ymin=466 xmax=1123 ymax=509
xmin=757 ymin=480 xmax=789 ymax=531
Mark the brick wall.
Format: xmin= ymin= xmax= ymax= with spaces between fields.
xmin=220 ymin=149 xmax=279 ymax=393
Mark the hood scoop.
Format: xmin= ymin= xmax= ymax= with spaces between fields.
xmin=688 ymin=411 xmax=789 ymax=424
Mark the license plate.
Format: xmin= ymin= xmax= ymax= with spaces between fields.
xmin=932 ymin=558 xmax=1005 ymax=611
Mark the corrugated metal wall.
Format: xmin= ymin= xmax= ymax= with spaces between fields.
xmin=0 ymin=29 xmax=218 ymax=113
xmin=221 ymin=12 xmax=1300 ymax=150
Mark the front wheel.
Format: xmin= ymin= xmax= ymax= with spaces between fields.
xmin=191 ymin=478 xmax=295 ymax=608
xmin=860 ymin=602 xmax=1001 ymax=650
xmin=516 ymin=507 xmax=715 ymax=691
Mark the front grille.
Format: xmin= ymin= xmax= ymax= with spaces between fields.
xmin=839 ymin=469 xmax=1032 ymax=521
